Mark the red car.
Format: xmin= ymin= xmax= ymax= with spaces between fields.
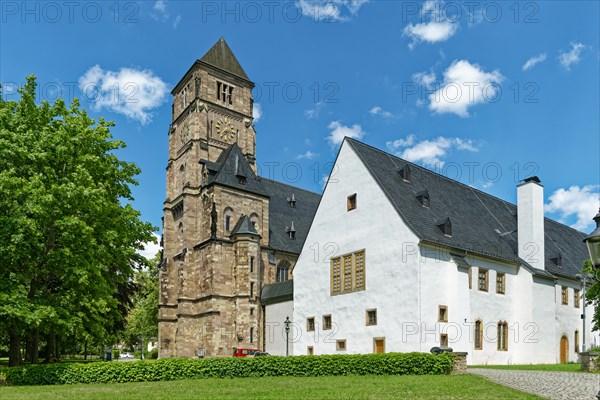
xmin=232 ymin=348 xmax=260 ymax=358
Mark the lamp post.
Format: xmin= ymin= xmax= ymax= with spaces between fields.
xmin=583 ymin=209 xmax=600 ymax=400
xmin=284 ymin=316 xmax=291 ymax=356
xmin=575 ymin=273 xmax=593 ymax=352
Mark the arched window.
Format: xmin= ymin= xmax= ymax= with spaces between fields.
xmin=497 ymin=321 xmax=508 ymax=351
xmin=474 ymin=320 xmax=483 ymax=350
xmin=276 ymin=262 xmax=290 ymax=283
xmin=249 ymin=213 xmax=260 ymax=235
xmin=223 ymin=207 xmax=234 ymax=234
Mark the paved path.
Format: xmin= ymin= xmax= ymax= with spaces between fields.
xmin=470 ymin=368 xmax=600 ymax=400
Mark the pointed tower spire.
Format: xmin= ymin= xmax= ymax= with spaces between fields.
xmin=199 ymin=37 xmax=250 ymax=81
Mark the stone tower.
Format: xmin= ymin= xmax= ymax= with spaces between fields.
xmin=159 ymin=38 xmax=321 ymax=359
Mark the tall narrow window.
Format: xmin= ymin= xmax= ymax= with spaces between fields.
xmin=354 ymin=251 xmax=365 ymax=290
xmin=575 ymin=330 xmax=580 ymax=353
xmin=497 ymin=321 xmax=508 ymax=351
xmin=250 ymin=256 xmax=255 ymax=273
xmin=343 ymin=255 xmax=353 ymax=292
xmin=249 ymin=327 xmax=254 ymax=344
xmin=250 ymin=282 xmax=254 ymax=299
xmin=561 ymin=286 xmax=568 ymax=305
xmin=347 ymin=194 xmax=357 ymax=211
xmin=307 ymin=346 xmax=314 ymax=355
xmin=574 ymin=289 xmax=580 ymax=308
xmin=307 ymin=317 xmax=315 ymax=332
xmin=478 ymin=269 xmax=489 ymax=292
xmin=277 ymin=262 xmax=290 ymax=283
xmin=496 ymin=272 xmax=506 ymax=294
xmin=331 ymin=258 xmax=342 ymax=295
xmin=323 ymin=315 xmax=332 ymax=330
xmin=475 ymin=320 xmax=483 ymax=350
xmin=216 ymin=81 xmax=222 ymax=101
xmin=440 ymin=334 xmax=449 ymax=347
xmin=438 ymin=305 xmax=448 ymax=322
xmin=468 ymin=268 xmax=472 ymax=289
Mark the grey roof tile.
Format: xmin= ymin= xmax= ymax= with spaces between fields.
xmin=261 ymin=280 xmax=293 ymax=304
xmin=347 ymin=138 xmax=588 ymax=280
xmin=199 ymin=37 xmax=250 ymax=81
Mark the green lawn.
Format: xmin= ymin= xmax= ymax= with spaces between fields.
xmin=469 ymin=363 xmax=585 ymax=372
xmin=0 ymin=375 xmax=541 ymax=400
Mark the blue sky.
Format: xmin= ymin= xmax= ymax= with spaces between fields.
xmin=1 ymin=0 xmax=599 ymax=253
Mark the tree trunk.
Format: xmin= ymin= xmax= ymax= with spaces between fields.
xmin=45 ymin=329 xmax=56 ymax=363
xmin=8 ymin=330 xmax=21 ymax=367
xmin=31 ymin=330 xmax=39 ymax=364
xmin=84 ymin=340 xmax=88 ymax=360
xmin=54 ymin=334 xmax=60 ymax=361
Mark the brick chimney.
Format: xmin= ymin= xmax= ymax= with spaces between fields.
xmin=517 ymin=176 xmax=545 ymax=270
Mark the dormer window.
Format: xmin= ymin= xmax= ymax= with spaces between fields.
xmin=287 ymin=222 xmax=296 ymax=240
xmin=416 ymin=190 xmax=430 ymax=208
xmin=288 ymin=194 xmax=296 ymax=208
xmin=238 ymin=176 xmax=247 ymax=185
xmin=552 ymin=253 xmax=562 ymax=267
xmin=437 ymin=218 xmax=452 ymax=236
xmin=216 ymin=81 xmax=233 ymax=105
xmin=398 ymin=165 xmax=411 ymax=182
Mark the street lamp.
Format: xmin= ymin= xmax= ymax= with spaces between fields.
xmin=583 ymin=209 xmax=600 ymax=400
xmin=284 ymin=316 xmax=291 ymax=356
xmin=575 ymin=273 xmax=593 ymax=352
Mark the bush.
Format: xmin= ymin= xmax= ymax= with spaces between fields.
xmin=148 ymin=349 xmax=159 ymax=360
xmin=112 ymin=350 xmax=120 ymax=360
xmin=3 ymin=352 xmax=454 ymax=386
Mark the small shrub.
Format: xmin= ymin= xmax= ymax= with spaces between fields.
xmin=148 ymin=349 xmax=159 ymax=360
xmin=112 ymin=350 xmax=120 ymax=360
xmin=3 ymin=352 xmax=454 ymax=386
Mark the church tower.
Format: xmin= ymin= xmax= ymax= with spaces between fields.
xmin=159 ymin=38 xmax=264 ymax=358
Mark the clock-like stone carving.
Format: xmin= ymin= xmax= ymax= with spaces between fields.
xmin=215 ymin=117 xmax=236 ymax=142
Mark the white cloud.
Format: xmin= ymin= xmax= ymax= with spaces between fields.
xmin=152 ymin=0 xmax=169 ymax=20
xmin=403 ymin=1 xmax=458 ymax=49
xmin=545 ymin=185 xmax=600 ymax=231
xmin=428 ymin=60 xmax=503 ymax=117
xmin=369 ymin=106 xmax=395 ymax=118
xmin=296 ymin=150 xmax=319 ymax=160
xmin=326 ymin=121 xmax=365 ymax=147
xmin=297 ymin=0 xmax=368 ymax=22
xmin=304 ymin=101 xmax=324 ymax=119
xmin=386 ymin=135 xmax=479 ymax=167
xmin=172 ymin=15 xmax=181 ymax=29
xmin=137 ymin=233 xmax=162 ymax=260
xmin=412 ymin=71 xmax=437 ymax=89
xmin=253 ymin=103 xmax=263 ymax=122
xmin=78 ymin=65 xmax=168 ymax=125
xmin=559 ymin=42 xmax=586 ymax=70
xmin=522 ymin=53 xmax=547 ymax=71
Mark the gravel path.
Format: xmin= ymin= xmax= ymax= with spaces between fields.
xmin=470 ymin=368 xmax=600 ymax=400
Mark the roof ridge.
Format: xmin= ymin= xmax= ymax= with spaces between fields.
xmin=258 ymin=176 xmax=322 ymax=196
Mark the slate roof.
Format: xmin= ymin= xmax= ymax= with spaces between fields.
xmin=199 ymin=37 xmax=250 ymax=82
xmin=201 ymin=143 xmax=320 ymax=255
xmin=347 ymin=138 xmax=588 ymax=280
xmin=231 ymin=215 xmax=259 ymax=236
xmin=200 ymin=143 xmax=269 ymax=198
xmin=260 ymin=178 xmax=321 ymax=254
xmin=261 ymin=280 xmax=294 ymax=305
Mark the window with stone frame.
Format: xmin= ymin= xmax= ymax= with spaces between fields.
xmin=276 ymin=262 xmax=290 ymax=283
xmin=440 ymin=334 xmax=449 ymax=347
xmin=475 ymin=320 xmax=483 ymax=350
xmin=561 ymin=286 xmax=568 ymax=305
xmin=496 ymin=272 xmax=506 ymax=294
xmin=366 ymin=309 xmax=377 ymax=326
xmin=336 ymin=339 xmax=346 ymax=351
xmin=330 ymin=250 xmax=366 ymax=296
xmin=307 ymin=346 xmax=314 ymax=355
xmin=478 ymin=269 xmax=489 ymax=292
xmin=216 ymin=81 xmax=234 ymax=105
xmin=307 ymin=317 xmax=315 ymax=332
xmin=438 ymin=305 xmax=448 ymax=323
xmin=323 ymin=315 xmax=332 ymax=330
xmin=172 ymin=201 xmax=184 ymax=220
xmin=250 ymin=282 xmax=254 ymax=299
xmin=574 ymin=289 xmax=580 ymax=308
xmin=249 ymin=327 xmax=254 ymax=344
xmin=497 ymin=321 xmax=508 ymax=351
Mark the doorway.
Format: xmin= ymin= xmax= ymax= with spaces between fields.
xmin=374 ymin=338 xmax=385 ymax=354
xmin=560 ymin=335 xmax=569 ymax=363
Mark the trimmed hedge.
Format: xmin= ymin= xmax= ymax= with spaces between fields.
xmin=3 ymin=352 xmax=454 ymax=386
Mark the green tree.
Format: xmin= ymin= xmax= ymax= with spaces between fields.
xmin=583 ymin=260 xmax=600 ymax=332
xmin=124 ymin=253 xmax=160 ymax=353
xmin=0 ymin=76 xmax=156 ymax=366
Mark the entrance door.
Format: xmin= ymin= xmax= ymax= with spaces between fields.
xmin=560 ymin=335 xmax=569 ymax=363
xmin=374 ymin=338 xmax=385 ymax=354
